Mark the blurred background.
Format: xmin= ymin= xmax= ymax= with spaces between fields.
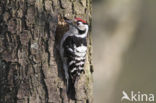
xmin=92 ymin=0 xmax=156 ymax=103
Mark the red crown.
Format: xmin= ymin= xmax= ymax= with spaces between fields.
xmin=75 ymin=18 xmax=87 ymax=23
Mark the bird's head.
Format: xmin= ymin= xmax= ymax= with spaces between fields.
xmin=74 ymin=18 xmax=88 ymax=31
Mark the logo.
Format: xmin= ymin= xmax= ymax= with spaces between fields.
xmin=121 ymin=90 xmax=155 ymax=102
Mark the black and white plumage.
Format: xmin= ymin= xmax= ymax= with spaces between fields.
xmin=60 ymin=18 xmax=89 ymax=88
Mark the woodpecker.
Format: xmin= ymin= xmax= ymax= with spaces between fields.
xmin=60 ymin=18 xmax=89 ymax=90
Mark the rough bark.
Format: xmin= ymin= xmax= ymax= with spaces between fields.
xmin=0 ymin=0 xmax=93 ymax=103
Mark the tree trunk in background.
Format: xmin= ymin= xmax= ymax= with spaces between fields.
xmin=0 ymin=0 xmax=93 ymax=103
xmin=93 ymin=0 xmax=141 ymax=103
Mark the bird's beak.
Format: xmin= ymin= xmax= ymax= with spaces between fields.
xmin=64 ymin=19 xmax=72 ymax=24
xmin=64 ymin=18 xmax=76 ymax=25
xmin=63 ymin=17 xmax=78 ymax=28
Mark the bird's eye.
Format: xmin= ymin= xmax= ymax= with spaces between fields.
xmin=77 ymin=22 xmax=80 ymax=25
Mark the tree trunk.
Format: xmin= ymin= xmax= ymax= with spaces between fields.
xmin=0 ymin=0 xmax=93 ymax=103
